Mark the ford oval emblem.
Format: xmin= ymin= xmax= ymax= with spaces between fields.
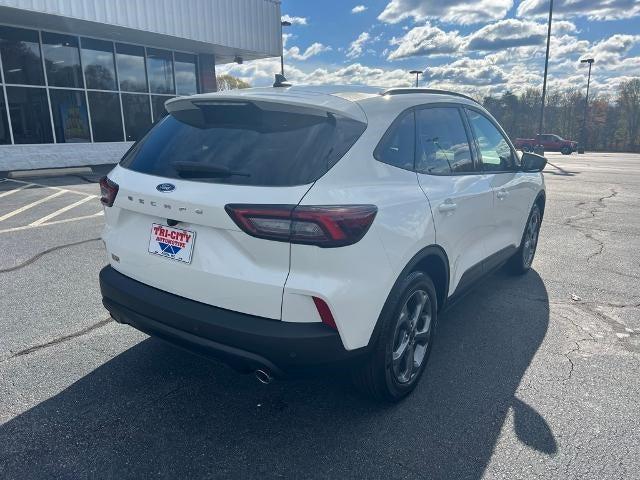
xmin=156 ymin=183 xmax=175 ymax=193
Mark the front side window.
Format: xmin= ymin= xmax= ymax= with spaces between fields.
xmin=42 ymin=32 xmax=84 ymax=88
xmin=467 ymin=109 xmax=518 ymax=172
xmin=374 ymin=111 xmax=415 ymax=170
xmin=415 ymin=107 xmax=474 ymax=175
xmin=121 ymin=102 xmax=366 ymax=187
xmin=0 ymin=26 xmax=45 ymax=85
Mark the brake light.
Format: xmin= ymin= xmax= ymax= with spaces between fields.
xmin=99 ymin=176 xmax=119 ymax=207
xmin=225 ymin=204 xmax=377 ymax=247
xmin=313 ymin=296 xmax=337 ymax=330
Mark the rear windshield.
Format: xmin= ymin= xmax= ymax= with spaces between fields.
xmin=120 ymin=101 xmax=366 ymax=186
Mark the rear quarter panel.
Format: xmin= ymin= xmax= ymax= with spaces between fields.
xmin=282 ymin=119 xmax=436 ymax=350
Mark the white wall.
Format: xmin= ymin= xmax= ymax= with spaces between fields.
xmin=0 ymin=0 xmax=282 ymax=58
xmin=0 ymin=143 xmax=133 ymax=171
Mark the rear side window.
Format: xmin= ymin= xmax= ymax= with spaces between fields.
xmin=415 ymin=107 xmax=474 ymax=175
xmin=120 ymin=101 xmax=366 ymax=186
xmin=374 ymin=110 xmax=415 ymax=170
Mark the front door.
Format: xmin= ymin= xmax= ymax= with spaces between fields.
xmin=465 ymin=108 xmax=531 ymax=266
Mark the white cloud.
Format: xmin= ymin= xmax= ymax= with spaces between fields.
xmin=302 ymin=63 xmax=414 ymax=87
xmin=286 ymin=43 xmax=332 ymax=61
xmin=387 ymin=24 xmax=464 ymax=60
xmin=423 ymin=57 xmax=508 ymax=86
xmin=218 ymin=59 xmax=414 ymax=88
xmin=378 ymin=0 xmax=513 ymax=25
xmin=518 ymin=0 xmax=640 ymax=20
xmin=386 ymin=19 xmax=578 ymax=60
xmin=281 ymin=14 xmax=308 ymax=25
xmin=466 ymin=19 xmax=550 ymax=51
xmin=347 ymin=32 xmax=371 ymax=59
xmin=351 ymin=5 xmax=367 ymax=14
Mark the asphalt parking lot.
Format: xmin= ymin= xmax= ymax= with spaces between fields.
xmin=1 ymin=152 xmax=639 ymax=479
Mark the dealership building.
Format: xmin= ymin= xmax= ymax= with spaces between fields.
xmin=0 ymin=0 xmax=281 ymax=171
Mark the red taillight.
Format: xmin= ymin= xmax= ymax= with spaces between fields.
xmin=313 ymin=296 xmax=337 ymax=330
xmin=99 ymin=176 xmax=119 ymax=207
xmin=225 ymin=204 xmax=377 ymax=247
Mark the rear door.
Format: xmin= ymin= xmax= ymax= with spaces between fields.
xmin=102 ymin=99 xmax=366 ymax=320
xmin=414 ymin=105 xmax=493 ymax=295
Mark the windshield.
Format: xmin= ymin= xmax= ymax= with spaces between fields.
xmin=120 ymin=101 xmax=366 ymax=187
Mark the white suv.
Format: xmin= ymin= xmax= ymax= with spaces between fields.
xmin=99 ymin=85 xmax=546 ymax=401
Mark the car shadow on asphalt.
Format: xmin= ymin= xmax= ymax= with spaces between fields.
xmin=545 ymin=161 xmax=579 ymax=176
xmin=0 ymin=270 xmax=554 ymax=479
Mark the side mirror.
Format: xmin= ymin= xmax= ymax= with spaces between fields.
xmin=521 ymin=152 xmax=547 ymax=172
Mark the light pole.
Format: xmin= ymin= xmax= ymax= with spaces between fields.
xmin=280 ymin=20 xmax=291 ymax=77
xmin=409 ymin=70 xmax=422 ymax=88
xmin=578 ymin=58 xmax=594 ymax=154
xmin=536 ymin=0 xmax=554 ymax=155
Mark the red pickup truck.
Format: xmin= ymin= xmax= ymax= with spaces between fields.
xmin=514 ymin=134 xmax=578 ymax=155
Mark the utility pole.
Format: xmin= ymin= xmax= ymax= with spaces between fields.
xmin=409 ymin=70 xmax=422 ymax=88
xmin=280 ymin=20 xmax=291 ymax=77
xmin=537 ymin=0 xmax=553 ymax=154
xmin=578 ymin=58 xmax=594 ymax=154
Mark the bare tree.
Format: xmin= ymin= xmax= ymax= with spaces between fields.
xmin=618 ymin=79 xmax=640 ymax=151
xmin=482 ymin=78 xmax=640 ymax=153
xmin=216 ymin=74 xmax=251 ymax=91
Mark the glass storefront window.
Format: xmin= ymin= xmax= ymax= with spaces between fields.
xmin=147 ymin=48 xmax=174 ymax=94
xmin=122 ymin=93 xmax=151 ymax=141
xmin=6 ymin=86 xmax=53 ymax=144
xmin=151 ymin=95 xmax=173 ymax=122
xmin=49 ymin=89 xmax=90 ymax=143
xmin=81 ymin=38 xmax=117 ymax=91
xmin=0 ymin=26 xmax=45 ymax=85
xmin=0 ymin=90 xmax=10 ymax=145
xmin=41 ymin=32 xmax=84 ymax=88
xmin=116 ymin=43 xmax=147 ymax=93
xmin=0 ymin=28 xmax=200 ymax=146
xmin=88 ymin=91 xmax=123 ymax=142
xmin=174 ymin=53 xmax=197 ymax=96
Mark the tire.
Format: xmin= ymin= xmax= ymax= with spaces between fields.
xmin=352 ymin=271 xmax=438 ymax=402
xmin=561 ymin=146 xmax=572 ymax=155
xmin=507 ymin=203 xmax=542 ymax=275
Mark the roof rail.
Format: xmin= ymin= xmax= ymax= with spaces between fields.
xmin=381 ymin=88 xmax=479 ymax=104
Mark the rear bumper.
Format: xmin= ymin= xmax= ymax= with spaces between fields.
xmin=99 ymin=266 xmax=366 ymax=376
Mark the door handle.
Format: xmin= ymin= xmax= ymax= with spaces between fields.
xmin=438 ymin=200 xmax=458 ymax=213
xmin=497 ymin=189 xmax=509 ymax=200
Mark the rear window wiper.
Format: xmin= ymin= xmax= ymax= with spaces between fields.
xmin=171 ymin=161 xmax=251 ymax=178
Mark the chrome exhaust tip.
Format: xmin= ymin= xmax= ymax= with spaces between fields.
xmin=255 ymin=369 xmax=273 ymax=385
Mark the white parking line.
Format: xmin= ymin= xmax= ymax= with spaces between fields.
xmin=30 ymin=195 xmax=98 ymax=226
xmin=1 ymin=177 xmax=96 ymax=197
xmin=0 ymin=211 xmax=104 ymax=234
xmin=0 ymin=183 xmax=35 ymax=198
xmin=0 ymin=190 xmax=65 ymax=222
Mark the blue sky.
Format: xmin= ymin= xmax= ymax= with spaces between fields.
xmin=219 ymin=0 xmax=640 ymax=96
